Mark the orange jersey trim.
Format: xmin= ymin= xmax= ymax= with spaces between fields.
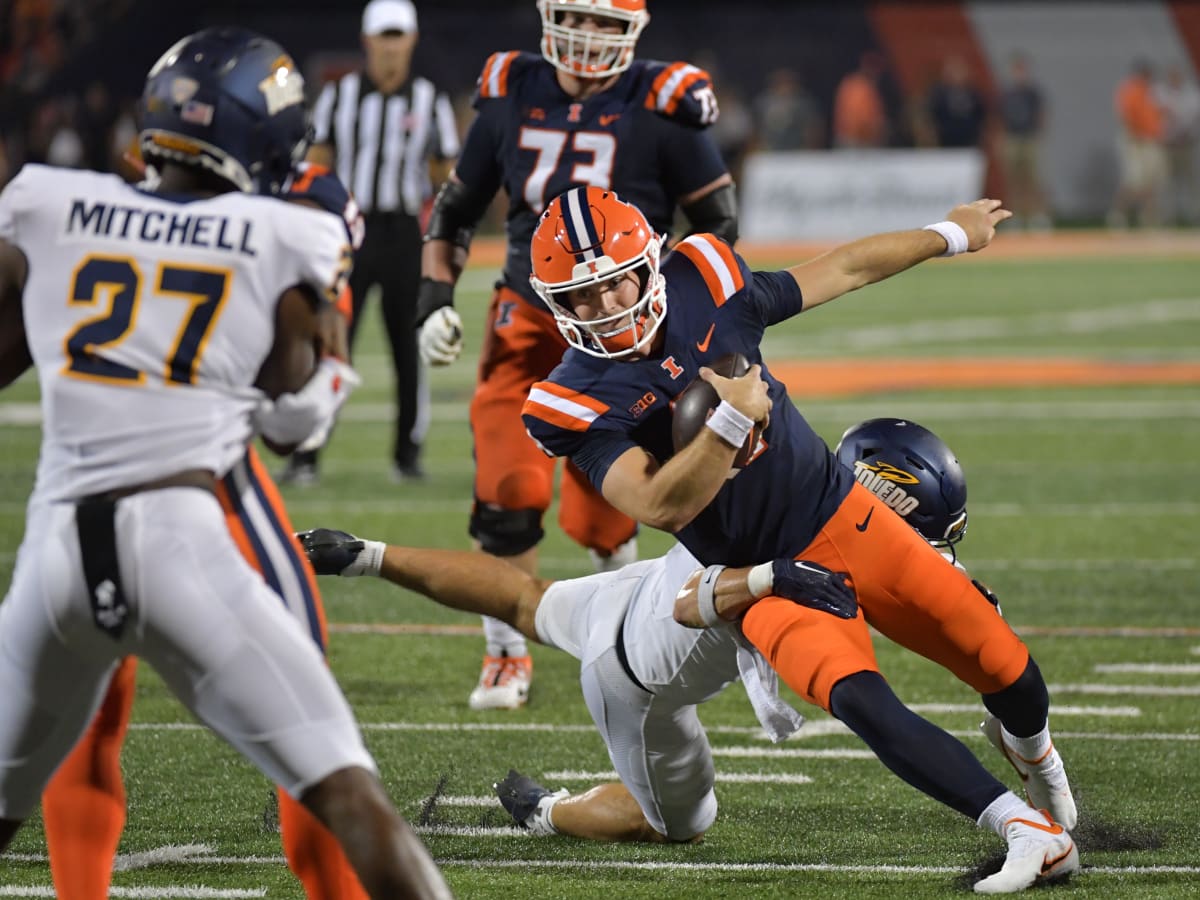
xmin=673 ymin=234 xmax=744 ymax=307
xmin=479 ymin=51 xmax=518 ymax=98
xmin=523 ymin=380 xmax=610 ymax=432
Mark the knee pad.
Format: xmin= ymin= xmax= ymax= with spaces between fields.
xmin=470 ymin=503 xmax=544 ymax=557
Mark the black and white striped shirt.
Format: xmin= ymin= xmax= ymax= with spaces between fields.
xmin=311 ymin=72 xmax=460 ymax=216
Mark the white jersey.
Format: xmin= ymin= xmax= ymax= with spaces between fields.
xmin=0 ymin=165 xmax=349 ymax=501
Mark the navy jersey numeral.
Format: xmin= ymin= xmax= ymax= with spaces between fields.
xmin=63 ymin=255 xmax=231 ymax=386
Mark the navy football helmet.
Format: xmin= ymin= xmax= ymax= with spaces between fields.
xmin=834 ymin=417 xmax=968 ymax=548
xmin=139 ymin=28 xmax=309 ymax=195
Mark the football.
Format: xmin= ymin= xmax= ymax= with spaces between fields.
xmin=671 ymin=352 xmax=762 ymax=468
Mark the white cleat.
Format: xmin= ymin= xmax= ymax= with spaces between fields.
xmin=981 ymin=715 xmax=1078 ymax=831
xmin=974 ymin=808 xmax=1079 ymax=893
xmin=468 ymin=654 xmax=532 ymax=711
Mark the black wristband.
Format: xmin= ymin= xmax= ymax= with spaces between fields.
xmin=415 ymin=277 xmax=454 ymax=327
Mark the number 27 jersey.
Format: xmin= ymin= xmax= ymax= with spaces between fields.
xmin=0 ymin=165 xmax=350 ymax=501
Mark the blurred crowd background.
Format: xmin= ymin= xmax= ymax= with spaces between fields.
xmin=3 ymin=0 xmax=1198 ymax=232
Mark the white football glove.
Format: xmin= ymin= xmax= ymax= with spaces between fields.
xmin=255 ymin=356 xmax=361 ymax=450
xmin=419 ymin=306 xmax=464 ymax=366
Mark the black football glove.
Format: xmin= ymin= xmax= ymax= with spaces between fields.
xmin=296 ymin=527 xmax=382 ymax=577
xmin=770 ymin=558 xmax=858 ymax=619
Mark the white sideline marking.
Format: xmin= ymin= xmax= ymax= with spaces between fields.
xmin=541 ymin=771 xmax=815 ymax=785
xmin=1193 ymin=646 xmax=1200 ymax=655
xmin=415 ymin=825 xmax=530 ymax=838
xmin=1047 ymin=682 xmax=1200 ymax=696
xmin=426 ymin=794 xmax=497 ymax=806
xmin=713 ymin=747 xmax=877 ymax=760
xmin=909 ymin=703 xmax=1140 ymax=717
xmin=113 ymin=843 xmax=216 ymax=871
xmin=1094 ymin=663 xmax=1200 ymax=674
xmin=0 ymin=889 xmax=266 ymax=898
xmin=438 ymin=858 xmax=1200 ymax=876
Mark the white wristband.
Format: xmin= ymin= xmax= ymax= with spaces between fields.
xmin=922 ymin=221 xmax=969 ymax=257
xmin=343 ymin=540 xmax=386 ymax=577
xmin=705 ymin=401 xmax=754 ymax=449
xmin=697 ymin=564 xmax=727 ymax=627
xmin=747 ymin=562 xmax=774 ymax=599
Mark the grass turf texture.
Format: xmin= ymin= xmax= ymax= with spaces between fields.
xmin=1 ymin=251 xmax=1198 ymax=897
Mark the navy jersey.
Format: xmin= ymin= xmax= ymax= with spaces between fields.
xmin=455 ymin=51 xmax=727 ymax=307
xmin=522 ymin=235 xmax=854 ymax=567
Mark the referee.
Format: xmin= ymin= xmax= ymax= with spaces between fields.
xmin=284 ymin=0 xmax=460 ymax=484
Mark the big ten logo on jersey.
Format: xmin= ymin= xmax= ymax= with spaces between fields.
xmin=629 ymin=390 xmax=656 ymax=418
xmin=851 ymin=459 xmax=920 ymax=516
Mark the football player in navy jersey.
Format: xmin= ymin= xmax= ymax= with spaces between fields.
xmin=520 ymin=186 xmax=1079 ymax=894
xmin=416 ymin=0 xmax=737 ymax=711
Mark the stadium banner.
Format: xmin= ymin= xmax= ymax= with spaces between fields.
xmin=740 ymin=149 xmax=986 ymax=240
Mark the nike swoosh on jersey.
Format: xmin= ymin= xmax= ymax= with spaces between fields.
xmin=696 ymin=323 xmax=715 ymax=352
xmin=855 ymin=508 xmax=873 ymax=532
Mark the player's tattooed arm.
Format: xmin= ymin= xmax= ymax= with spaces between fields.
xmin=0 ymin=239 xmax=32 ymax=389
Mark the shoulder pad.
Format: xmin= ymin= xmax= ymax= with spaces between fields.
xmin=475 ymin=50 xmax=540 ymax=101
xmin=283 ymin=163 xmax=364 ymax=252
xmin=668 ymin=234 xmax=745 ymax=307
xmin=638 ymin=60 xmax=719 ymax=127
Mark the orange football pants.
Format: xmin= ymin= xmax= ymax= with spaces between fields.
xmin=42 ymin=447 xmax=367 ymax=900
xmin=741 ymin=482 xmax=1030 ymax=712
xmin=471 ymin=284 xmax=637 ymax=553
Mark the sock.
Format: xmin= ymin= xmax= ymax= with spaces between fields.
xmin=44 ymin=657 xmax=138 ymax=900
xmin=588 ymin=536 xmax=638 ymax=573
xmin=982 ymin=657 xmax=1049 ymax=737
xmin=526 ymin=790 xmax=568 ymax=836
xmin=977 ymin=790 xmax=1035 ymax=837
xmin=1003 ymin=722 xmax=1055 ymax=765
xmin=482 ymin=615 xmax=527 ymax=658
xmin=278 ymin=787 xmax=369 ymax=900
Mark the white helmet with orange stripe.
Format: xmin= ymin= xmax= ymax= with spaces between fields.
xmin=537 ymin=0 xmax=649 ymax=80
xmin=530 ymin=186 xmax=666 ymax=359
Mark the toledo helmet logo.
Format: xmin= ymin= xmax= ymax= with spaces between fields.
xmin=259 ymin=55 xmax=304 ymax=115
xmin=851 ymin=460 xmax=920 ymax=516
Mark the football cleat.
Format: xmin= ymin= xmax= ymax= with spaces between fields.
xmin=981 ymin=715 xmax=1077 ymax=831
xmin=468 ymin=654 xmax=533 ymax=710
xmin=974 ymin=808 xmax=1079 ymax=893
xmin=494 ymin=769 xmax=568 ymax=836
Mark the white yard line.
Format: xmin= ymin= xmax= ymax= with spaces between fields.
xmin=1093 ymin=663 xmax=1200 ymax=674
xmin=1047 ymin=682 xmax=1200 ymax=696
xmin=0 ymin=889 xmax=266 ymax=899
xmin=8 ymin=396 xmax=1200 ymax=429
xmin=539 ymin=771 xmax=815 ymax=785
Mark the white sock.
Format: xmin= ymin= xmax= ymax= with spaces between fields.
xmin=1003 ymin=722 xmax=1054 ymax=765
xmin=526 ymin=790 xmax=568 ymax=836
xmin=589 ymin=536 xmax=638 ymax=573
xmin=977 ymin=791 xmax=1033 ymax=838
xmin=482 ymin=616 xmax=527 ymax=658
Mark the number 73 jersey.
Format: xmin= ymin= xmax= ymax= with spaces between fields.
xmin=456 ymin=51 xmax=728 ymax=305
xmin=0 ymin=165 xmax=351 ymax=501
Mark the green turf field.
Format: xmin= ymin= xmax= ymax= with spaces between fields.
xmin=1 ymin=251 xmax=1198 ymax=897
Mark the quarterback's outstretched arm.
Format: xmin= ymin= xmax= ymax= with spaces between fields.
xmin=788 ymin=199 xmax=1011 ymax=312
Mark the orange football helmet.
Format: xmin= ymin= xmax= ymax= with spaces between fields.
xmin=537 ymin=0 xmax=649 ymax=79
xmin=530 ymin=186 xmax=666 ymax=359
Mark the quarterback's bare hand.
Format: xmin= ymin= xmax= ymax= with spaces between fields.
xmin=419 ymin=306 xmax=464 ymax=366
xmin=297 ymin=527 xmax=384 ymax=577
xmin=947 ymin=198 xmax=1013 ymax=252
xmin=700 ymin=363 xmax=771 ymax=425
